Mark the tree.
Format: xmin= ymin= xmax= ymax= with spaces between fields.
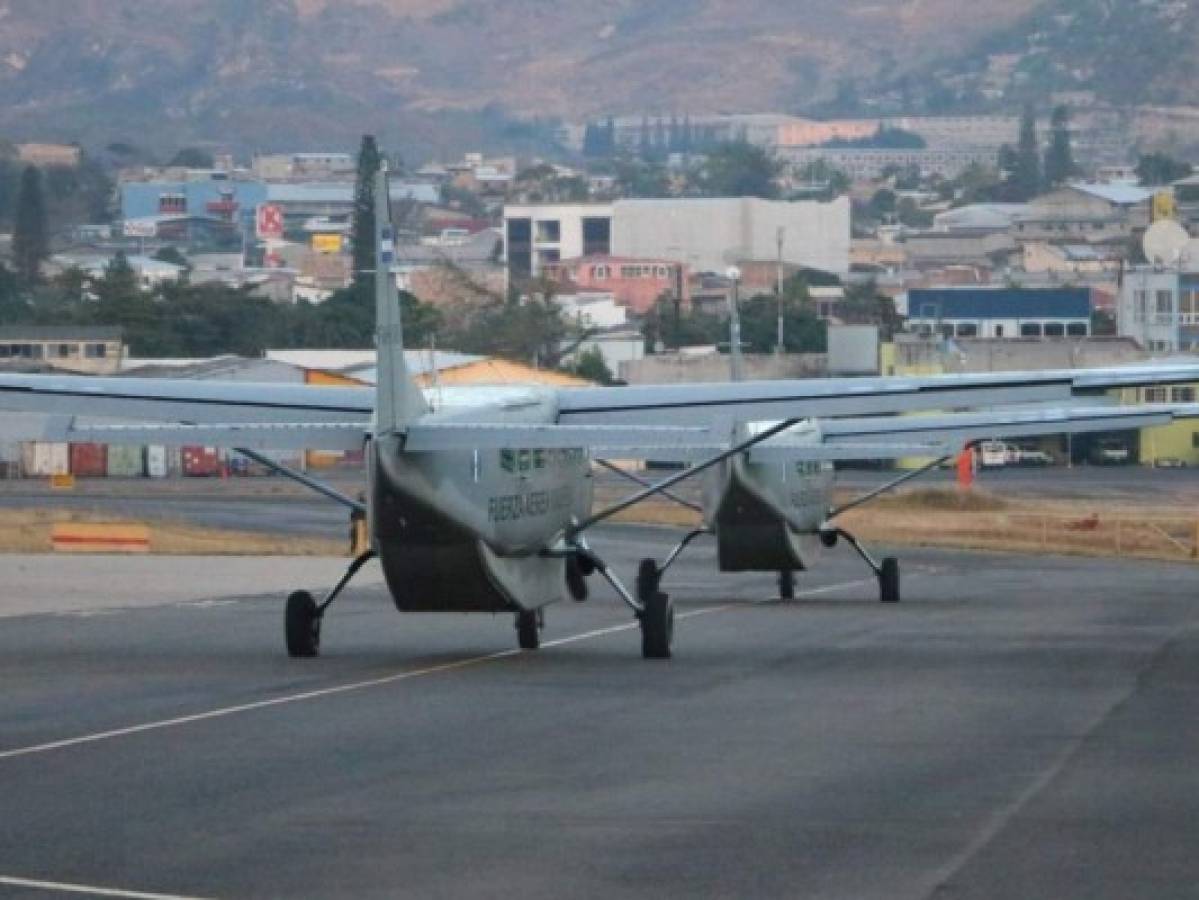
xmin=152 ymin=246 xmax=190 ymax=270
xmin=869 ymin=188 xmax=897 ymax=220
xmin=1043 ymin=105 xmax=1075 ymax=188
xmin=1136 ymin=152 xmax=1193 ymax=186
xmin=1011 ymin=105 xmax=1042 ymax=201
xmin=699 ymin=142 xmax=780 ymax=199
xmin=564 ymin=346 xmax=615 ymax=384
xmin=837 ymin=281 xmax=901 ymax=339
xmin=12 ymin=166 xmax=48 ymax=284
xmin=168 ymin=147 xmax=215 ymax=168
xmin=350 ymin=135 xmax=383 ymax=294
xmin=796 ymin=159 xmax=850 ymax=199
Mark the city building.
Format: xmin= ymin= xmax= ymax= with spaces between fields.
xmin=0 ymin=326 xmax=124 ymax=375
xmin=542 ymin=255 xmax=687 ymax=315
xmin=1014 ymin=183 xmax=1154 ymax=245
xmin=779 ymin=146 xmax=1001 ymax=181
xmin=503 ymin=196 xmax=849 ymax=288
xmin=1118 ymin=265 xmax=1199 ymax=353
xmin=906 ymin=288 xmax=1092 ymax=339
xmin=503 ymin=204 xmax=614 ymax=283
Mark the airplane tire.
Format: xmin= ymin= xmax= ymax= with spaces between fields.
xmin=637 ymin=559 xmax=673 ymax=659
xmin=879 ymin=557 xmax=900 ymax=604
xmin=779 ymin=570 xmax=795 ymax=601
xmin=566 ymin=555 xmax=589 ymax=602
xmin=285 ymin=590 xmax=321 ymax=658
xmin=516 ymin=610 xmax=540 ymax=650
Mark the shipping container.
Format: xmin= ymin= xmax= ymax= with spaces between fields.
xmin=22 ymin=442 xmax=70 ymax=477
xmin=146 ymin=446 xmax=168 ymax=479
xmin=182 ymin=446 xmax=222 ymax=477
xmin=106 ymin=445 xmax=144 ymax=478
xmin=69 ymin=443 xmax=108 ymax=477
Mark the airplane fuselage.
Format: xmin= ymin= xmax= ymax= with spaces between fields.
xmin=704 ymin=421 xmax=834 ymax=572
xmin=370 ymin=390 xmax=591 ymax=614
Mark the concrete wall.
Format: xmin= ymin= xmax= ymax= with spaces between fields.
xmin=620 ymin=351 xmax=826 ymax=384
xmin=612 ymin=197 xmax=850 ymax=277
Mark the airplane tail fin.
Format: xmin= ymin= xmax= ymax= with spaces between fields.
xmin=373 ymin=166 xmax=429 ymax=435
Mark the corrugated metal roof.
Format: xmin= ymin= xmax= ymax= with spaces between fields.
xmin=1070 ymin=182 xmax=1154 ymax=206
xmin=266 ymin=181 xmax=440 ymax=205
xmin=908 ymin=288 xmax=1091 ymax=320
xmin=0 ymin=325 xmax=123 ymax=340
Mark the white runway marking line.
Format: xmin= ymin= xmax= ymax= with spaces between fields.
xmin=0 ymin=874 xmax=211 ymax=899
xmin=0 ymin=576 xmax=881 ymax=762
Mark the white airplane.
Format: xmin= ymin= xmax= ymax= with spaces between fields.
xmin=2 ymin=169 xmax=1197 ymax=660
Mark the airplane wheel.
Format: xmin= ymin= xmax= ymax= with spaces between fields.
xmin=879 ymin=557 xmax=900 ymax=604
xmin=566 ymin=555 xmax=589 ymax=602
xmin=637 ymin=558 xmax=673 ymax=659
xmin=516 ymin=610 xmax=540 ymax=650
xmin=779 ymin=570 xmax=795 ymax=601
xmin=819 ymin=530 xmax=838 ymax=549
xmin=286 ymin=590 xmax=321 ymax=658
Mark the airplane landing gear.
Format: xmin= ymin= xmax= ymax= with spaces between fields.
xmin=636 ymin=559 xmax=673 ymax=659
xmin=778 ymin=570 xmax=795 ymax=601
xmin=286 ymin=590 xmax=321 ymax=657
xmin=820 ymin=527 xmax=900 ymax=604
xmin=515 ymin=609 xmax=542 ymax=650
xmin=285 ymin=549 xmax=376 ymax=658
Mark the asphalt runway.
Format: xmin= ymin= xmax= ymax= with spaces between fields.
xmin=1 ymin=526 xmax=1198 ymax=899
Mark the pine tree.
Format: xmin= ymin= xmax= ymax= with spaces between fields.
xmin=582 ymin=122 xmax=600 ymax=158
xmin=12 ymin=166 xmax=48 ymax=285
xmin=1043 ymin=105 xmax=1075 ymax=188
xmin=604 ymin=117 xmax=617 ymax=156
xmin=351 ymin=135 xmax=383 ymax=294
xmin=1012 ymin=105 xmax=1041 ymax=201
xmin=638 ymin=117 xmax=652 ymax=161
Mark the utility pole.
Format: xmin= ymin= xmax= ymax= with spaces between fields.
xmin=726 ymin=266 xmax=743 ymax=382
xmin=775 ymin=226 xmax=785 ymax=354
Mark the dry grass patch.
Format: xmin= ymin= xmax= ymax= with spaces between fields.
xmin=0 ymin=509 xmax=344 ymax=556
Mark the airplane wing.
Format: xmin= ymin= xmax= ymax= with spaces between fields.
xmin=0 ymin=373 xmax=373 ymax=424
xmin=555 ymin=365 xmax=1199 ymax=425
xmin=38 ymin=420 xmax=368 ymax=452
xmin=817 ymin=405 xmax=1189 ymax=447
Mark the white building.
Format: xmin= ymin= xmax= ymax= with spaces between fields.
xmin=611 ymin=197 xmax=850 ymax=277
xmin=503 ymin=196 xmax=849 ymax=287
xmin=1118 ymin=266 xmax=1199 ymax=353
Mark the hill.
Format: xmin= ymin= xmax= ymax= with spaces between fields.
xmin=1 ymin=1 xmax=1196 ymax=158
xmin=0 ymin=0 xmax=1039 ymax=156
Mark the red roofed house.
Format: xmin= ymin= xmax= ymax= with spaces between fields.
xmin=542 ymin=255 xmax=689 ymax=315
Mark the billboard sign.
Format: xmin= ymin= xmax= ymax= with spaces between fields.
xmin=122 ymin=219 xmax=157 ymax=238
xmin=256 ymin=203 xmax=284 ymax=240
xmin=312 ymin=233 xmax=343 ymax=254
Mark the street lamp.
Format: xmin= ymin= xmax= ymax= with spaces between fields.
xmin=725 ymin=265 xmax=743 ymax=382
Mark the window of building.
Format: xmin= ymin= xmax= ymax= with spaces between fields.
xmin=1156 ymin=289 xmax=1174 ymax=315
xmin=539 ymin=248 xmax=560 ymax=264
xmin=1043 ymin=323 xmax=1065 ymax=337
xmin=1020 ymin=323 xmax=1042 ymax=337
xmin=534 ymin=220 xmax=561 ymax=243
xmin=56 ymin=343 xmax=71 ymax=358
xmin=994 ymin=324 xmax=1005 ymax=337
xmin=939 ymin=324 xmax=954 ymax=338
xmin=1066 ymin=322 xmax=1088 ymax=337
xmin=620 ymin=266 xmax=635 ymax=279
xmin=1172 ymin=387 xmax=1196 ymax=403
xmin=592 ymin=265 xmax=609 ymax=281
xmin=1145 ymin=387 xmax=1169 ymax=403
xmin=955 ymin=323 xmax=978 ymax=337
xmin=85 ymin=343 xmax=107 ymax=359
xmin=1192 ymin=432 xmax=1199 ymax=450
xmin=655 ymin=265 xmax=669 ymax=278
xmin=582 ymin=217 xmax=611 ymax=257
xmin=1134 ymin=290 xmax=1147 ymax=322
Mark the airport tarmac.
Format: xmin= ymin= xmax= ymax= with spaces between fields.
xmin=0 ymin=525 xmax=1197 ymax=899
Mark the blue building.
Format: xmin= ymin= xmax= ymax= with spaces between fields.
xmin=906 ymin=288 xmax=1092 ymax=339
